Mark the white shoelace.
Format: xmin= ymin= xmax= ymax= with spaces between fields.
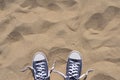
xmin=35 ymin=62 xmax=47 ymax=80
xmin=68 ymin=60 xmax=80 ymax=77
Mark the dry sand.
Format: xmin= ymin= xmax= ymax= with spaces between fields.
xmin=0 ymin=0 xmax=120 ymax=80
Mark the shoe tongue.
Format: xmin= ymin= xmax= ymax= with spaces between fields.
xmin=32 ymin=56 xmax=49 ymax=80
xmin=66 ymin=58 xmax=82 ymax=79
xmin=33 ymin=60 xmax=47 ymax=68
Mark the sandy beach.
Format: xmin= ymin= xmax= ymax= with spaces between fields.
xmin=0 ymin=0 xmax=120 ymax=80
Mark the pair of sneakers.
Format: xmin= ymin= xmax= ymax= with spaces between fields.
xmin=21 ymin=50 xmax=93 ymax=80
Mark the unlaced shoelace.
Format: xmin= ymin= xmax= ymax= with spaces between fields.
xmin=35 ymin=62 xmax=47 ymax=80
xmin=68 ymin=60 xmax=80 ymax=78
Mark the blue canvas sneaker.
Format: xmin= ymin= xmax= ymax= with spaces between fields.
xmin=21 ymin=52 xmax=55 ymax=80
xmin=66 ymin=50 xmax=82 ymax=80
xmin=53 ymin=50 xmax=93 ymax=80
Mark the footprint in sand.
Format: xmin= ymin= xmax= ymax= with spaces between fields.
xmin=7 ymin=31 xmax=23 ymax=42
xmin=91 ymin=73 xmax=116 ymax=80
xmin=0 ymin=0 xmax=5 ymax=10
xmin=82 ymin=6 xmax=120 ymax=49
xmin=20 ymin=0 xmax=61 ymax=11
xmin=85 ymin=6 xmax=120 ymax=31
xmin=48 ymin=47 xmax=72 ymax=65
xmin=11 ymin=19 xmax=55 ymax=35
xmin=57 ymin=0 xmax=77 ymax=7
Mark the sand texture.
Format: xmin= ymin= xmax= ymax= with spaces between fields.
xmin=0 ymin=0 xmax=120 ymax=80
